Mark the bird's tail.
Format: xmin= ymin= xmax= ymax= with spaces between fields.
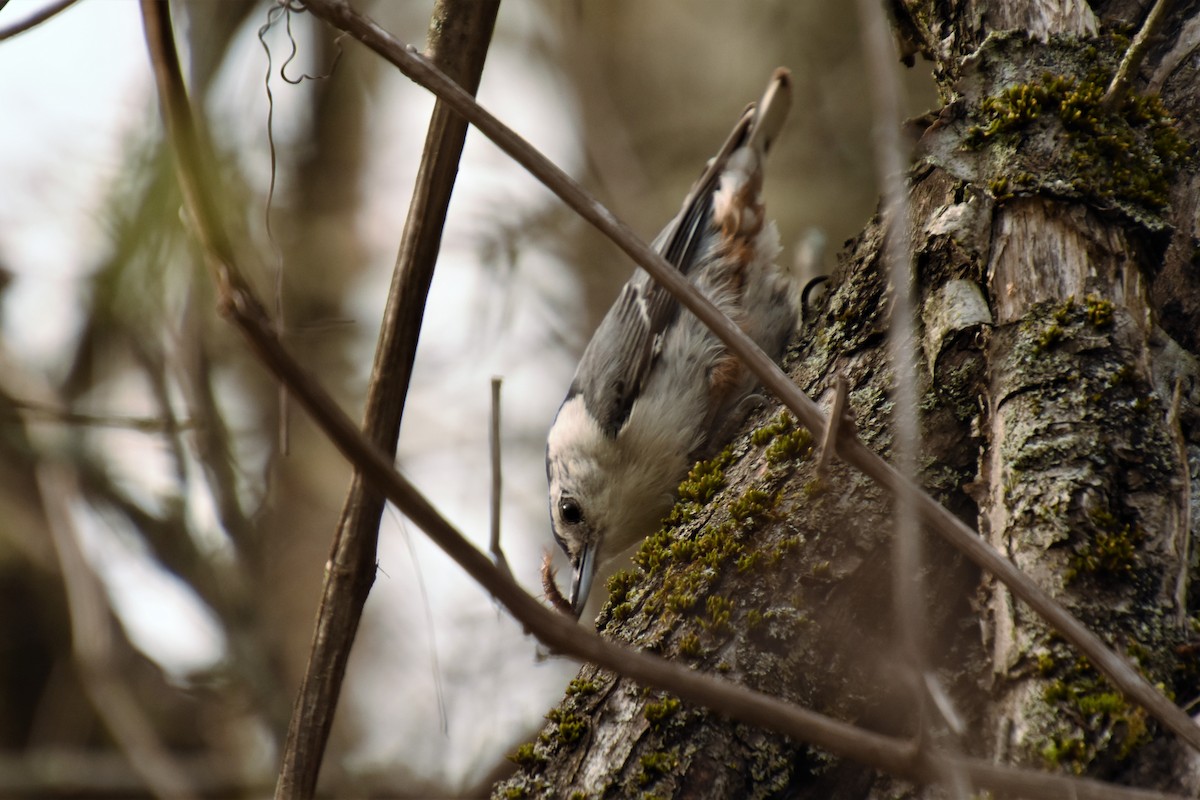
xmin=744 ymin=67 xmax=792 ymax=159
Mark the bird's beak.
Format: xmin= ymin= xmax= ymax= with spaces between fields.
xmin=569 ymin=543 xmax=597 ymax=618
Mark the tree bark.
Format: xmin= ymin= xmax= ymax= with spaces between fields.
xmin=496 ymin=2 xmax=1200 ymax=797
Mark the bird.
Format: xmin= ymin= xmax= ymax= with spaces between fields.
xmin=546 ymin=68 xmax=797 ymax=618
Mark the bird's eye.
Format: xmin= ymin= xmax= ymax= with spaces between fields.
xmin=558 ymin=497 xmax=583 ymax=526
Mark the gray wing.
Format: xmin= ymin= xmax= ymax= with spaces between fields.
xmin=568 ymin=110 xmax=757 ymax=438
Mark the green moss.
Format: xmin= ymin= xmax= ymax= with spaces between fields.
xmin=705 ymin=595 xmax=734 ymax=632
xmin=669 ymin=538 xmax=697 ymax=562
xmin=748 ymin=410 xmax=816 ymax=465
xmin=678 ymin=631 xmax=702 ymax=657
xmin=643 ymin=696 xmax=681 ymax=728
xmin=546 ymin=708 xmax=588 ymax=746
xmin=695 ymin=520 xmax=738 ymax=569
xmin=659 ymin=447 xmax=739 ymax=532
xmin=768 ymin=536 xmax=801 ymax=566
xmin=1075 ymin=691 xmax=1127 ymax=716
xmin=766 ymin=427 xmax=814 ymax=465
xmin=1090 ymin=362 xmax=1137 ymax=402
xmin=967 ymin=67 xmax=1189 ymax=215
xmin=1026 ymin=299 xmax=1078 ymax=353
xmin=751 ymin=410 xmax=795 ymax=446
xmin=633 ymin=529 xmax=674 ymax=572
xmin=624 ymin=445 xmax=789 ymax=627
xmin=1042 ymin=737 xmax=1089 ymax=773
xmin=676 ymin=446 xmax=735 ymax=505
xmin=607 ymin=570 xmax=638 ymax=606
xmin=746 ymin=608 xmax=762 ymax=628
xmin=988 ymin=175 xmax=1012 ymax=199
xmin=736 ymin=551 xmax=761 ymax=572
xmin=729 ymin=487 xmax=776 ymax=524
xmin=508 ymin=742 xmax=546 ymax=768
xmin=638 ymin=750 xmax=679 ymax=786
xmin=566 ymin=678 xmax=599 ymax=697
xmin=568 ymin=793 xmax=587 ymax=800
xmin=1038 ymin=650 xmax=1154 ymax=770
xmin=665 ymin=589 xmax=698 ymax=613
xmin=1110 ymin=364 xmax=1135 ymax=386
xmin=635 ymin=519 xmax=743 ymax=621
xmin=1067 ymin=507 xmax=1145 ymax=582
xmin=1035 ymin=322 xmax=1064 ymax=352
xmin=1052 ymin=298 xmax=1074 ymax=323
xmin=967 ymin=78 xmax=1063 ymax=141
xmin=662 ymin=501 xmax=700 ymax=529
xmin=1084 ymin=294 xmax=1114 ymax=327
xmin=802 ymin=477 xmax=829 ymax=500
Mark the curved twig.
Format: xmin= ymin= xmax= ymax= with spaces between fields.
xmin=0 ymin=0 xmax=80 ymax=42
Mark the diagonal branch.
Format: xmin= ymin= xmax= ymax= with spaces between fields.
xmin=140 ymin=1 xmax=1198 ymax=798
xmin=298 ymin=0 xmax=1200 ymax=756
xmin=273 ymin=1 xmax=501 ymax=797
xmin=0 ymin=0 xmax=80 ymax=42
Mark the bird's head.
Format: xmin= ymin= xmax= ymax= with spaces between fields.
xmin=546 ymin=395 xmax=614 ymax=617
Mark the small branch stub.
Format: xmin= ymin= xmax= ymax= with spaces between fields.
xmin=489 ymin=376 xmax=512 ymax=578
xmin=818 ymin=373 xmax=854 ymax=473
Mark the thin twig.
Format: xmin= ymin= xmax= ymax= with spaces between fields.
xmin=392 ymin=513 xmax=449 ymax=737
xmin=9 ymin=399 xmax=194 ymax=432
xmin=1102 ymin=0 xmax=1177 ymax=110
xmin=489 ymin=375 xmax=511 ymax=576
xmin=142 ymin=1 xmax=1200 ymax=795
xmin=0 ymin=0 xmax=79 ymax=42
xmin=857 ymin=0 xmax=923 ymax=661
xmin=298 ymin=0 xmax=1200 ymax=756
xmin=857 ymin=0 xmax=943 ymax=773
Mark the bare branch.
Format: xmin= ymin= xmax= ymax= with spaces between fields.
xmin=0 ymin=0 xmax=80 ymax=42
xmin=856 ymin=0 xmax=926 ymax=683
xmin=489 ymin=375 xmax=511 ymax=576
xmin=297 ymin=0 xmax=1200 ymax=755
xmin=1103 ymin=0 xmax=1177 ymax=110
xmin=8 ymin=398 xmax=194 ymax=432
xmin=855 ymin=6 xmax=973 ymax=792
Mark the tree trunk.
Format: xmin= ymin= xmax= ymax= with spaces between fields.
xmin=496 ymin=2 xmax=1200 ymax=796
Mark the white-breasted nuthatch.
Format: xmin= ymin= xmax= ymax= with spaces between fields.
xmin=546 ymin=69 xmax=797 ymax=617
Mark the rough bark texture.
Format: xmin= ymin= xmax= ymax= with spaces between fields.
xmin=496 ymin=1 xmax=1200 ymax=797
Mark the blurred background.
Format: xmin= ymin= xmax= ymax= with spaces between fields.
xmin=0 ymin=0 xmax=934 ymax=796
